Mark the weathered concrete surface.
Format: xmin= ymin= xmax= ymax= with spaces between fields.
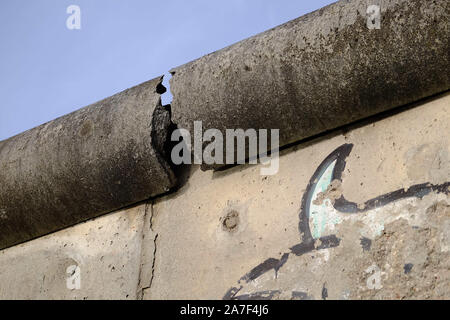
xmin=145 ymin=93 xmax=449 ymax=300
xmin=0 ymin=93 xmax=448 ymax=300
xmin=0 ymin=204 xmax=147 ymax=299
xmin=0 ymin=77 xmax=176 ymax=250
xmin=170 ymin=0 xmax=449 ymax=170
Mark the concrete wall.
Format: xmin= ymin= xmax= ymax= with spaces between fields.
xmin=0 ymin=93 xmax=448 ymax=299
xmin=1 ymin=1 xmax=448 ymax=250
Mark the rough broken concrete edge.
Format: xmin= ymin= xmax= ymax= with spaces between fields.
xmin=136 ymin=90 xmax=450 ymax=300
xmin=151 ymin=77 xmax=178 ymax=187
xmin=0 ymin=76 xmax=177 ymax=251
xmin=1 ymin=75 xmax=448 ymax=255
xmin=122 ymin=80 xmax=175 ymax=298
xmin=0 ymin=94 xmax=448 ymax=300
xmin=1 ymin=0 xmax=448 ymax=251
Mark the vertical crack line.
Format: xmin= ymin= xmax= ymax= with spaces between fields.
xmin=147 ymin=233 xmax=158 ymax=296
xmin=136 ymin=201 xmax=158 ymax=300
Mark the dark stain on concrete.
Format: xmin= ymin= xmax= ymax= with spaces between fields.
xmin=404 ymin=263 xmax=414 ymax=274
xmin=360 ymin=237 xmax=372 ymax=252
xmin=322 ymin=284 xmax=328 ymax=300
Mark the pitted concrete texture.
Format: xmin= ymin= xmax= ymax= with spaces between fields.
xmin=0 ymin=77 xmax=176 ymax=250
xmin=0 ymin=205 xmax=147 ymax=300
xmin=354 ymin=203 xmax=450 ymax=300
xmin=145 ymin=93 xmax=449 ymax=300
xmin=1 ymin=0 xmax=449 ymax=254
xmin=0 ymin=93 xmax=448 ymax=300
xmin=170 ymin=0 xmax=449 ymax=170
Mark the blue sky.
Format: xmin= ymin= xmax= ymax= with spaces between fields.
xmin=0 ymin=0 xmax=335 ymax=140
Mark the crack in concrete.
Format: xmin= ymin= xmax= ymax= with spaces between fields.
xmin=145 ymin=233 xmax=158 ymax=297
xmin=137 ymin=201 xmax=158 ymax=300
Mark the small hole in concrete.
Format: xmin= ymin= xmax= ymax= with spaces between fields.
xmin=404 ymin=263 xmax=414 ymax=274
xmin=222 ymin=210 xmax=240 ymax=232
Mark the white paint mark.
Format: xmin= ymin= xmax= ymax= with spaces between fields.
xmin=66 ymin=265 xmax=81 ymax=290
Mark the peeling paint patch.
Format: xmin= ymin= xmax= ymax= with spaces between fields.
xmin=223 ymin=143 xmax=449 ymax=300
